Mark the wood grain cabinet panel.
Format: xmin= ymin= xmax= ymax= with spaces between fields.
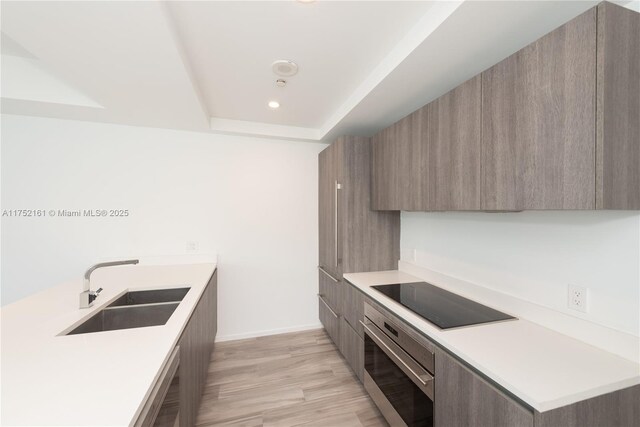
xmin=370 ymin=2 xmax=639 ymax=211
xmin=318 ymin=143 xmax=340 ymax=279
xmin=396 ymin=111 xmax=423 ymax=211
xmin=320 ymin=135 xmax=399 ymax=285
xmin=339 ymin=317 xmax=364 ymax=382
xmin=342 ymin=137 xmax=400 ymax=275
xmin=178 ymin=269 xmax=217 ymax=427
xmin=372 ymin=75 xmax=481 ymax=212
xmin=318 ymin=270 xmax=340 ymax=315
xmin=425 ymin=76 xmax=482 ymax=210
xmin=596 ymin=2 xmax=640 ymax=209
xmin=342 ymin=281 xmax=365 ymax=338
xmin=371 ymin=113 xmax=422 ymax=211
xmin=435 ymin=348 xmax=534 ymax=427
xmin=318 ymin=294 xmax=340 ymax=346
xmin=318 ymin=147 xmax=332 ymax=275
xmin=481 ymin=8 xmax=597 ymax=210
xmin=534 ymin=384 xmax=640 ymax=427
xmin=318 ymin=136 xmax=399 ymax=362
xmin=371 ymin=125 xmax=397 ymax=211
xmin=135 ymin=347 xmax=180 ymax=427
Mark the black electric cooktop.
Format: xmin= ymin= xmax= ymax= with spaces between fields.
xmin=372 ymin=282 xmax=515 ymax=330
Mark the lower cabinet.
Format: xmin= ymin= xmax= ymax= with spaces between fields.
xmin=135 ymin=346 xmax=180 ymax=427
xmin=342 ymin=280 xmax=365 ymax=338
xmin=318 ymin=271 xmax=340 ymax=315
xmin=135 ymin=269 xmax=218 ymax=427
xmin=339 ymin=316 xmax=364 ymax=382
xmin=325 ymin=283 xmax=639 ymax=427
xmin=435 ymin=348 xmax=533 ymax=427
xmin=533 ymin=384 xmax=640 ymax=427
xmin=318 ymin=293 xmax=340 ymax=346
xmin=319 ymin=282 xmax=365 ymax=382
xmin=340 ymin=282 xmax=365 ymax=381
xmin=178 ymin=269 xmax=217 ymax=427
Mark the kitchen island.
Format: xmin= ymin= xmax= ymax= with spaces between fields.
xmin=1 ymin=258 xmax=217 ymax=426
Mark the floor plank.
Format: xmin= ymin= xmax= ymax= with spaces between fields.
xmin=196 ymin=329 xmax=387 ymax=427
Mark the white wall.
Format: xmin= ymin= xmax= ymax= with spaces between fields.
xmin=401 ymin=211 xmax=640 ymax=338
xmin=1 ymin=114 xmax=327 ymax=340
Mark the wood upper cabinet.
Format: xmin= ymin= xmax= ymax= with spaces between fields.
xmin=425 ymin=75 xmax=482 ymax=210
xmin=482 ymin=2 xmax=640 ymax=211
xmin=371 ymin=112 xmax=422 ymax=211
xmin=596 ymin=2 xmax=640 ymax=209
xmin=396 ymin=111 xmax=423 ymax=211
xmin=482 ymin=7 xmax=597 ymax=210
xmin=372 ymin=76 xmax=481 ymax=212
xmin=371 ymin=2 xmax=638 ymax=211
xmin=371 ymin=123 xmax=395 ymax=211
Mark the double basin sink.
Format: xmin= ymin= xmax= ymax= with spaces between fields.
xmin=66 ymin=287 xmax=190 ymax=335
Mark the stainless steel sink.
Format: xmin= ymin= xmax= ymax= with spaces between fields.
xmin=66 ymin=302 xmax=180 ymax=335
xmin=108 ymin=287 xmax=190 ymax=307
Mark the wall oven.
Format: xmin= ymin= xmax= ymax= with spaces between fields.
xmin=362 ymin=302 xmax=435 ymax=427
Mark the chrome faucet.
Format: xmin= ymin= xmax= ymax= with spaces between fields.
xmin=80 ymin=259 xmax=139 ymax=308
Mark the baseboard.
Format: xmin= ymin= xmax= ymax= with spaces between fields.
xmin=215 ymin=323 xmax=323 ymax=342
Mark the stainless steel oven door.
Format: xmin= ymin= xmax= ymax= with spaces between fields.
xmin=362 ymin=319 xmax=434 ymax=427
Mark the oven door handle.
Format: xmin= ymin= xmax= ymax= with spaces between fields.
xmin=361 ymin=320 xmax=434 ymax=392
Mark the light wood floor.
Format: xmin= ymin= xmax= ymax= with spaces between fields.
xmin=195 ymin=328 xmax=387 ymax=427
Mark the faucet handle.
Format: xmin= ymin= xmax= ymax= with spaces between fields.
xmin=87 ymin=288 xmax=103 ymax=306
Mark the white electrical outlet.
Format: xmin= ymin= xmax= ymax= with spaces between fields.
xmin=186 ymin=241 xmax=199 ymax=253
xmin=568 ymin=284 xmax=588 ymax=313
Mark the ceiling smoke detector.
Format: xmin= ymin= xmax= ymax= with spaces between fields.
xmin=272 ymin=60 xmax=298 ymax=77
xmin=276 ymin=79 xmax=287 ymax=87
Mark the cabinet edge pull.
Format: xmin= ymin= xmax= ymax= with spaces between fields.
xmin=318 ymin=294 xmax=339 ymax=318
xmin=318 ymin=266 xmax=340 ymax=283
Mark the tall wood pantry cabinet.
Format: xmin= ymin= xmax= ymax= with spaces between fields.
xmin=318 ymin=136 xmax=399 ymax=379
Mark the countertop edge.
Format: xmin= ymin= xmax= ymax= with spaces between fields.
xmin=127 ymin=265 xmax=217 ymax=426
xmin=343 ymin=271 xmax=640 ymax=414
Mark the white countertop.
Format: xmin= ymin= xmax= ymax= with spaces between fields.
xmin=344 ymin=270 xmax=640 ymax=413
xmin=1 ymin=261 xmax=217 ymax=426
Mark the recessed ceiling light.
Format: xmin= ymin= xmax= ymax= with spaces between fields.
xmin=297 ymin=0 xmax=316 ymax=3
xmin=268 ymin=101 xmax=280 ymax=109
xmin=272 ymin=60 xmax=298 ymax=77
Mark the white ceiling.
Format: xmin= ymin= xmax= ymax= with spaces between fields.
xmin=167 ymin=1 xmax=432 ymax=129
xmin=1 ymin=1 xmax=637 ymax=142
